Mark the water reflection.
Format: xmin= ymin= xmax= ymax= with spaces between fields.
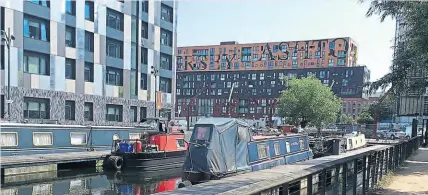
xmin=1 ymin=169 xmax=182 ymax=195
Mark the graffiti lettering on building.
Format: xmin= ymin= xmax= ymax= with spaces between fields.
xmin=176 ymin=38 xmax=351 ymax=71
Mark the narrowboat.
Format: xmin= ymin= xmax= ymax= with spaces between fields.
xmin=0 ymin=118 xmax=180 ymax=157
xmin=102 ymin=119 xmax=188 ymax=171
xmin=0 ymin=123 xmax=158 ymax=156
xmin=181 ymin=117 xmax=313 ymax=184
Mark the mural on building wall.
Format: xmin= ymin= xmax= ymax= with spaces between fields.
xmin=176 ymin=38 xmax=357 ymax=72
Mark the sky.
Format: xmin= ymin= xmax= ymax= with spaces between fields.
xmin=176 ymin=0 xmax=396 ymax=81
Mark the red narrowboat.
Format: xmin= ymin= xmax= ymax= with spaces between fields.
xmin=103 ymin=118 xmax=188 ymax=171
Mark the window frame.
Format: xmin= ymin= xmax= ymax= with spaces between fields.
xmin=84 ymin=31 xmax=94 ymax=52
xmin=142 ymin=0 xmax=149 ymax=13
xmin=160 ymin=29 xmax=173 ymax=47
xmin=28 ymin=0 xmax=50 ymax=7
xmin=23 ymin=97 xmax=50 ymax=119
xmin=161 ymin=3 xmax=173 ymax=23
xmin=141 ymin=47 xmax=148 ymax=64
xmin=33 ymin=132 xmax=53 ymax=146
xmin=65 ymin=0 xmax=76 ymax=16
xmin=140 ymin=73 xmax=148 ymax=90
xmin=0 ymin=132 xmax=19 ymax=147
xmin=257 ymin=143 xmax=269 ymax=159
xmin=106 ymin=38 xmax=123 ymax=59
xmin=84 ymin=102 xmax=93 ymax=121
xmin=70 ymin=132 xmax=88 ymax=145
xmin=106 ymin=104 xmax=123 ymax=122
xmin=141 ymin=21 xmax=148 ymax=39
xmin=84 ymin=62 xmax=94 ymax=82
xmin=65 ymin=26 xmax=76 ymax=48
xmin=130 ymin=106 xmax=137 ymax=122
xmin=65 ymin=100 xmax=76 ymax=121
xmin=84 ymin=1 xmax=94 ymax=21
xmin=24 ymin=15 xmax=49 ymax=41
xmin=159 ymin=77 xmax=172 ymax=93
xmin=65 ymin=58 xmax=76 ymax=80
xmin=105 ymin=67 xmax=123 ymax=86
xmin=160 ymin=53 xmax=172 ymax=70
xmin=106 ymin=8 xmax=123 ymax=31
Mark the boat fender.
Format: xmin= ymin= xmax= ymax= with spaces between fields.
xmin=109 ymin=156 xmax=123 ymax=171
xmin=177 ymin=180 xmax=192 ymax=188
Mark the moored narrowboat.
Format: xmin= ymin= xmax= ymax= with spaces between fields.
xmin=103 ymin=119 xmax=188 ymax=171
xmin=181 ymin=117 xmax=313 ymax=184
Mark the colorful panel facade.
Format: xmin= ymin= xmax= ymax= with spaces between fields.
xmin=177 ymin=37 xmax=358 ymax=72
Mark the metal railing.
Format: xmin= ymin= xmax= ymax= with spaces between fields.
xmin=254 ymin=136 xmax=423 ymax=195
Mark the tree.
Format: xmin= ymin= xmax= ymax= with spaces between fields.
xmin=277 ymin=77 xmax=342 ymax=129
xmin=360 ymin=1 xmax=428 ymax=94
xmin=357 ymin=108 xmax=375 ymax=124
xmin=339 ymin=114 xmax=357 ymax=125
xmin=367 ymin=94 xmax=395 ymax=121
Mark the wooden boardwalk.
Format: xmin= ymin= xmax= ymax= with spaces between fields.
xmin=157 ymin=145 xmax=390 ymax=195
xmin=1 ymin=151 xmax=110 ymax=169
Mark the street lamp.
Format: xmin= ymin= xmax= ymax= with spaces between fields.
xmin=1 ymin=28 xmax=15 ymax=121
xmin=151 ymin=65 xmax=159 ymax=118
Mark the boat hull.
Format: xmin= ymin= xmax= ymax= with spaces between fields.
xmin=105 ymin=150 xmax=187 ymax=171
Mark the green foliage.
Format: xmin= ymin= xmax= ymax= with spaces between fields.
xmin=277 ymin=77 xmax=342 ymax=129
xmin=357 ymin=107 xmax=375 ymax=124
xmin=367 ymin=94 xmax=395 ymax=121
xmin=339 ymin=114 xmax=357 ymax=124
xmin=360 ymin=0 xmax=428 ymax=94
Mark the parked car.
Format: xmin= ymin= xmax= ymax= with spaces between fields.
xmin=382 ymin=129 xmax=407 ymax=140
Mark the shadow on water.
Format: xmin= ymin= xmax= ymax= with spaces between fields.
xmin=1 ymin=168 xmax=183 ymax=195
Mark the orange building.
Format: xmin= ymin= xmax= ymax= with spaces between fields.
xmin=177 ymin=37 xmax=358 ymax=72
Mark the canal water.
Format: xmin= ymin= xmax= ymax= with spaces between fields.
xmin=1 ymin=168 xmax=183 ymax=195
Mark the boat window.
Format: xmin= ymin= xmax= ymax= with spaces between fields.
xmin=33 ymin=132 xmax=53 ymax=146
xmin=69 ymin=179 xmax=86 ymax=191
xmin=70 ymin=132 xmax=87 ymax=145
xmin=193 ymin=126 xmax=212 ymax=141
xmin=0 ymin=132 xmax=18 ymax=147
xmin=129 ymin=133 xmax=141 ymax=140
xmin=286 ymin=141 xmax=290 ymax=153
xmin=176 ymin=139 xmax=185 ymax=148
xmin=299 ymin=138 xmax=304 ymax=151
xmin=274 ymin=142 xmax=280 ymax=155
xmin=257 ymin=143 xmax=268 ymax=159
xmin=33 ymin=184 xmax=52 ymax=195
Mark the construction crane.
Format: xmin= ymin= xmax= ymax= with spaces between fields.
xmin=182 ymin=82 xmax=212 ymax=132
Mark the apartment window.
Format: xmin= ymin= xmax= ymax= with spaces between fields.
xmin=106 ymin=104 xmax=123 ymax=122
xmin=85 ymin=1 xmax=94 ymax=21
xmin=24 ymin=97 xmax=50 ymax=119
xmin=161 ymin=4 xmax=173 ymax=23
xmin=65 ymin=58 xmax=76 ymax=79
xmin=130 ymin=106 xmax=137 ymax=122
xmin=29 ymin=0 xmax=49 ymax=7
xmin=84 ymin=62 xmax=94 ymax=82
xmin=65 ymin=100 xmax=75 ymax=120
xmin=0 ymin=95 xmax=3 ymax=118
xmin=65 ymin=0 xmax=75 ymax=15
xmin=161 ymin=29 xmax=172 ymax=47
xmin=142 ymin=1 xmax=149 ymax=13
xmin=107 ymin=8 xmax=123 ymax=31
xmin=65 ymin=26 xmax=76 ymax=47
xmin=24 ymin=15 xmax=49 ymax=41
xmin=141 ymin=21 xmax=148 ymax=39
xmin=23 ymin=51 xmax=49 ymax=75
xmin=160 ymin=53 xmax=172 ymax=70
xmin=160 ymin=77 xmax=172 ymax=93
xmin=141 ymin=47 xmax=148 ymax=64
xmin=130 ymin=70 xmax=137 ymax=96
xmin=85 ymin=31 xmax=94 ymax=52
xmin=106 ymin=38 xmax=123 ymax=59
xmin=140 ymin=73 xmax=147 ymax=90
xmin=84 ymin=102 xmax=93 ymax=121
xmin=140 ymin=107 xmax=147 ymax=121
xmin=105 ymin=67 xmax=123 ymax=86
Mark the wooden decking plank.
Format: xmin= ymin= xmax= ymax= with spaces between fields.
xmin=157 ymin=145 xmax=390 ymax=195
